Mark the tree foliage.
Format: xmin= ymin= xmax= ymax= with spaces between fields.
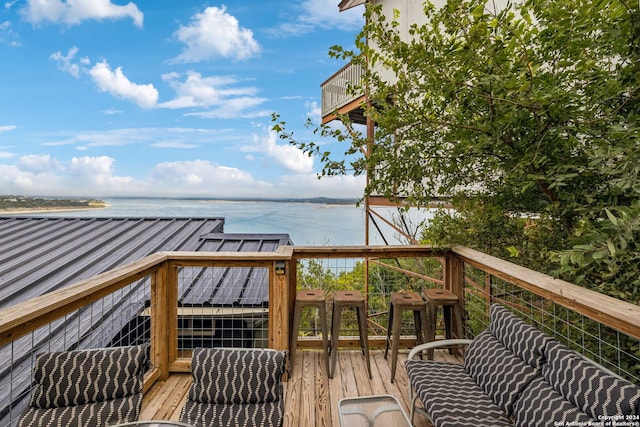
xmin=274 ymin=0 xmax=640 ymax=303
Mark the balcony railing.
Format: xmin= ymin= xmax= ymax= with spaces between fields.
xmin=320 ymin=61 xmax=364 ymax=119
xmin=1 ymin=245 xmax=639 ymax=426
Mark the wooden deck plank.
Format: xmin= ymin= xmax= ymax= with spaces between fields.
xmin=300 ymin=352 xmax=315 ymax=427
xmin=140 ymin=373 xmax=191 ymax=421
xmin=141 ymin=349 xmax=456 ymax=426
xmin=314 ymin=351 xmax=331 ymax=427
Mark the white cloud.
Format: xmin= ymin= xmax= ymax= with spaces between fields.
xmin=299 ymin=0 xmax=363 ymax=28
xmin=50 ymin=46 xmax=82 ymax=78
xmin=0 ymin=20 xmax=20 ymax=46
xmin=89 ymin=60 xmax=159 ymax=108
xmin=69 ymin=156 xmax=136 ymax=189
xmin=0 ymin=155 xmax=137 ymax=196
xmin=0 ymin=125 xmax=17 ymax=132
xmin=0 ymin=151 xmax=364 ymax=198
xmin=0 ymin=151 xmax=14 ymax=158
xmin=160 ymin=71 xmax=267 ymax=118
xmin=22 ymin=0 xmax=143 ymax=28
xmin=50 ymin=49 xmax=157 ymax=108
xmin=306 ymin=100 xmax=322 ymax=123
xmin=149 ymin=160 xmax=272 ymax=197
xmin=171 ymin=6 xmax=260 ymax=63
xmin=18 ymin=154 xmax=61 ymax=172
xmin=243 ymin=130 xmax=314 ymax=174
xmin=149 ymin=141 xmax=198 ymax=149
xmin=269 ymin=0 xmax=363 ymax=36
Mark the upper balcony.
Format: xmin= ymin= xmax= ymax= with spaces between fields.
xmin=1 ymin=245 xmax=639 ymax=426
xmin=320 ymin=61 xmax=366 ymax=125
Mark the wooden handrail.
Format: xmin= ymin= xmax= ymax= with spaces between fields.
xmin=451 ymin=245 xmax=640 ymax=340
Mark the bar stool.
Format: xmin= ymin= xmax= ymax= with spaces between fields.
xmin=384 ymin=291 xmax=428 ymax=382
xmin=290 ymin=289 xmax=330 ymax=376
xmin=329 ymin=290 xmax=372 ymax=379
xmin=422 ymin=288 xmax=464 ymax=359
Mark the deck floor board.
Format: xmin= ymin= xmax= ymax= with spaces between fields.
xmin=141 ymin=349 xmax=458 ymax=426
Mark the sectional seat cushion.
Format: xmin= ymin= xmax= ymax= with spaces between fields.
xmin=543 ymin=340 xmax=640 ymax=418
xmin=187 ymin=347 xmax=286 ymax=404
xmin=513 ymin=376 xmax=595 ymax=427
xmin=18 ymin=344 xmax=149 ymax=427
xmin=405 ymin=360 xmax=513 ymax=427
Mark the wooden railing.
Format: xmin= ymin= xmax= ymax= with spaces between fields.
xmin=320 ymin=61 xmax=364 ymax=118
xmin=1 ymin=245 xmax=639 ymax=425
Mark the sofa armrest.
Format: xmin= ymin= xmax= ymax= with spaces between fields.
xmin=408 ymin=339 xmax=473 ymax=360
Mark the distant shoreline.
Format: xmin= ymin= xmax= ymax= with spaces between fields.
xmin=0 ymin=206 xmax=109 ymax=215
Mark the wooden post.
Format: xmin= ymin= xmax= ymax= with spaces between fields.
xmin=269 ymin=259 xmax=290 ymax=351
xmin=150 ymin=263 xmax=169 ymax=381
xmin=444 ymin=253 xmax=466 ymax=339
xmin=166 ymin=263 xmax=179 ymax=369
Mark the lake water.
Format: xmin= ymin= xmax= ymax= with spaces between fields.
xmin=21 ymin=197 xmax=432 ymax=245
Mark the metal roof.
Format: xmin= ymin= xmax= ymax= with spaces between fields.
xmin=0 ymin=217 xmax=291 ymax=309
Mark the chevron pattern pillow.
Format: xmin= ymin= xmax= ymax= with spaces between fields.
xmin=187 ymin=348 xmax=286 ymax=404
xmin=464 ymin=330 xmax=539 ymax=416
xmin=17 ymin=344 xmax=149 ymax=427
xmin=543 ymin=340 xmax=640 ymax=418
xmin=489 ymin=304 xmax=552 ymax=369
xmin=513 ymin=376 xmax=595 ymax=427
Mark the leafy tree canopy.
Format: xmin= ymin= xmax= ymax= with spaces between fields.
xmin=274 ymin=0 xmax=640 ymax=302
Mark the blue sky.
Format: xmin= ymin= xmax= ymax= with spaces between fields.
xmin=0 ymin=0 xmax=366 ymax=199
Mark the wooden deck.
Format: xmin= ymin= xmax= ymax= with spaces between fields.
xmin=140 ymin=348 xmax=462 ymax=426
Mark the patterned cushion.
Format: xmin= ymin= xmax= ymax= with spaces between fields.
xmin=405 ymin=359 xmax=513 ymax=427
xmin=464 ymin=330 xmax=539 ymax=416
xmin=180 ymin=348 xmax=287 ymax=427
xmin=513 ymin=376 xmax=595 ymax=427
xmin=543 ymin=340 xmax=640 ymax=418
xmin=17 ymin=344 xmax=149 ymax=427
xmin=180 ymin=400 xmax=284 ymax=427
xmin=27 ymin=344 xmax=149 ymax=408
xmin=186 ymin=348 xmax=286 ymax=404
xmin=17 ymin=396 xmax=142 ymax=427
xmin=489 ymin=304 xmax=552 ymax=369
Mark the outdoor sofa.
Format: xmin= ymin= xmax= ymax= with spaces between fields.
xmin=406 ymin=304 xmax=640 ymax=426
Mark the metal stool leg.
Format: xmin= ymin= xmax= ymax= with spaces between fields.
xmin=318 ymin=301 xmax=330 ymax=375
xmin=356 ymin=304 xmax=372 ymax=379
xmin=329 ymin=303 xmax=342 ymax=379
